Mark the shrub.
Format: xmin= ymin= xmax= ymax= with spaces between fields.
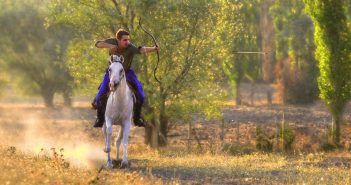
xmin=255 ymin=127 xmax=273 ymax=152
xmin=279 ymin=124 xmax=295 ymax=151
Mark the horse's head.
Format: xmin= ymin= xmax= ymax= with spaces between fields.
xmin=108 ymin=55 xmax=125 ymax=92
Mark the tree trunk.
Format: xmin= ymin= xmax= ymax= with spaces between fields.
xmin=63 ymin=91 xmax=72 ymax=107
xmin=158 ymin=95 xmax=168 ymax=146
xmin=144 ymin=125 xmax=152 ymax=145
xmin=236 ymin=82 xmax=241 ymax=105
xmin=41 ymin=90 xmax=54 ymax=107
xmin=144 ymin=113 xmax=160 ymax=148
xmin=260 ymin=0 xmax=275 ymax=105
xmin=143 ymin=100 xmax=159 ymax=148
xmin=267 ymin=88 xmax=272 ymax=105
xmin=144 ymin=93 xmax=168 ymax=147
xmin=260 ymin=0 xmax=275 ymax=83
xmin=332 ymin=114 xmax=342 ymax=145
xmin=250 ymin=82 xmax=255 ymax=106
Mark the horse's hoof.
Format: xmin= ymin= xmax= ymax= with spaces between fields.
xmin=120 ymin=161 xmax=129 ymax=169
xmin=106 ymin=160 xmax=113 ymax=169
xmin=104 ymin=147 xmax=111 ymax=153
xmin=112 ymin=159 xmax=122 ymax=167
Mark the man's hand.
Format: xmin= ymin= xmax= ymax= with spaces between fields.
xmin=109 ymin=45 xmax=118 ymax=53
xmin=140 ymin=46 xmax=160 ymax=54
xmin=154 ymin=46 xmax=160 ymax=52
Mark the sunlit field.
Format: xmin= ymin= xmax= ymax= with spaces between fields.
xmin=1 ymin=141 xmax=351 ymax=184
xmin=1 ymin=100 xmax=350 ymax=184
xmin=1 ymin=0 xmax=351 ymax=184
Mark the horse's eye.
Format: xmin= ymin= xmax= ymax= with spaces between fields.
xmin=119 ymin=69 xmax=123 ymax=74
xmin=108 ymin=68 xmax=111 ymax=73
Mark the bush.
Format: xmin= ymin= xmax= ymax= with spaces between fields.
xmin=274 ymin=57 xmax=319 ymax=104
xmin=255 ymin=127 xmax=273 ymax=152
xmin=279 ymin=124 xmax=295 ymax=151
xmin=320 ymin=142 xmax=338 ymax=151
xmin=222 ymin=143 xmax=256 ymax=155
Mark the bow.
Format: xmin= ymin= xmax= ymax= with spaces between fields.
xmin=138 ymin=18 xmax=161 ymax=84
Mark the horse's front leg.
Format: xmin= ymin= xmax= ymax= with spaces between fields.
xmin=102 ymin=122 xmax=107 ymax=149
xmin=115 ymin=126 xmax=123 ymax=161
xmin=121 ymin=120 xmax=131 ymax=168
xmin=104 ymin=117 xmax=113 ymax=168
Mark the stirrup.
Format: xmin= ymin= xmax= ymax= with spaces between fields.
xmin=93 ymin=117 xmax=104 ymax=128
xmin=134 ymin=117 xmax=146 ymax=127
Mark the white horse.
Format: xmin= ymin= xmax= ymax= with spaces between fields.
xmin=103 ymin=55 xmax=134 ymax=168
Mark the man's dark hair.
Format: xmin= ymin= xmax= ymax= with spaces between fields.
xmin=116 ymin=29 xmax=130 ymax=40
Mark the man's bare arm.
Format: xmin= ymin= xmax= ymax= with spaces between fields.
xmin=139 ymin=46 xmax=160 ymax=54
xmin=95 ymin=41 xmax=116 ymax=49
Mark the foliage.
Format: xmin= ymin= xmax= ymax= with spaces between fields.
xmin=47 ymin=0 xmax=228 ymax=145
xmin=222 ymin=143 xmax=257 ymax=155
xmin=0 ymin=0 xmax=76 ymax=106
xmin=255 ymin=127 xmax=273 ymax=152
xmin=279 ymin=124 xmax=295 ymax=151
xmin=217 ymin=1 xmax=262 ymax=103
xmin=271 ymin=0 xmax=319 ymax=104
xmin=320 ymin=142 xmax=338 ymax=152
xmin=304 ymin=0 xmax=351 ymax=144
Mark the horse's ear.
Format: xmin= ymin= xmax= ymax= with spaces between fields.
xmin=110 ymin=55 xmax=114 ymax=63
xmin=120 ymin=55 xmax=124 ymax=64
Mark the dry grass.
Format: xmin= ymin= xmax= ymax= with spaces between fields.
xmin=128 ymin=145 xmax=351 ymax=184
xmin=1 ymin=144 xmax=350 ymax=184
xmin=0 ymin=145 xmax=167 ymax=185
xmin=1 ymin=101 xmax=351 ymax=184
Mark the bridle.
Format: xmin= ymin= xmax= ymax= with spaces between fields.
xmin=108 ymin=55 xmax=125 ymax=89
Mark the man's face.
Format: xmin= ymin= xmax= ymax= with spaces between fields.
xmin=118 ymin=35 xmax=130 ymax=48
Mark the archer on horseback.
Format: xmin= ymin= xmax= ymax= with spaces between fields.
xmin=92 ymin=29 xmax=160 ymax=128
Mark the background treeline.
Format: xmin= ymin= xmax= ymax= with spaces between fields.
xmin=0 ymin=0 xmax=350 ymax=147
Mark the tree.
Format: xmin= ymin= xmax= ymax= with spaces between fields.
xmin=271 ymin=0 xmax=319 ymax=104
xmin=219 ymin=0 xmax=276 ymax=106
xmin=304 ymin=0 xmax=351 ymax=144
xmin=48 ymin=0 xmax=227 ymax=147
xmin=0 ymin=1 xmax=75 ymax=107
xmin=218 ymin=1 xmax=262 ymax=105
xmin=258 ymin=0 xmax=276 ymax=105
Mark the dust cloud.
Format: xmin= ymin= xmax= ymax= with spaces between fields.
xmin=0 ymin=104 xmax=106 ymax=169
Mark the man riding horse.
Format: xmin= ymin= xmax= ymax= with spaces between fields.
xmin=92 ymin=29 xmax=160 ymax=128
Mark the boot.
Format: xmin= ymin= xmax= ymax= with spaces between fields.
xmin=93 ymin=108 xmax=105 ymax=128
xmin=92 ymin=83 xmax=102 ymax=110
xmin=93 ymin=92 xmax=108 ymax=128
xmin=133 ymin=103 xmax=146 ymax=127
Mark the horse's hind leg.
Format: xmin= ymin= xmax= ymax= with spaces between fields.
xmin=115 ymin=126 xmax=123 ymax=161
xmin=104 ymin=117 xmax=113 ymax=168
